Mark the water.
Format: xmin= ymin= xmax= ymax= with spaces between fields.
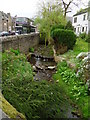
xmin=28 ymin=55 xmax=79 ymax=118
xmin=29 ymin=56 xmax=56 ymax=81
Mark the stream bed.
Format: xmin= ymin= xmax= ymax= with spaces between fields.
xmin=29 ymin=54 xmax=79 ymax=118
xmin=29 ymin=55 xmax=56 ymax=81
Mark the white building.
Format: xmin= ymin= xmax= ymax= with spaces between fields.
xmin=72 ymin=8 xmax=90 ymax=36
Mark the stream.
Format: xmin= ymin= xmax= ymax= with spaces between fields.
xmin=29 ymin=54 xmax=79 ymax=118
xmin=29 ymin=55 xmax=56 ymax=81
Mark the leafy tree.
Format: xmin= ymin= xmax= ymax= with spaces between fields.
xmin=65 ymin=20 xmax=74 ymax=30
xmin=34 ymin=0 xmax=66 ymax=45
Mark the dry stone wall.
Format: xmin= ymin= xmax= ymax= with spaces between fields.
xmin=0 ymin=32 xmax=39 ymax=54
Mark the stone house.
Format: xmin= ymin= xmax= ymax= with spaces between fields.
xmin=0 ymin=11 xmax=8 ymax=32
xmin=0 ymin=11 xmax=13 ymax=32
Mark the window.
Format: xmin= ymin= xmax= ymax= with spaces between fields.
xmin=74 ymin=17 xmax=77 ymax=23
xmin=82 ymin=27 xmax=84 ymax=32
xmin=78 ymin=27 xmax=79 ymax=32
xmin=83 ymin=14 xmax=86 ymax=21
xmin=74 ymin=28 xmax=76 ymax=32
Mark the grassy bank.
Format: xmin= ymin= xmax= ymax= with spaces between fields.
xmin=2 ymin=50 xmax=71 ymax=119
xmin=61 ymin=38 xmax=88 ymax=64
xmin=0 ymin=92 xmax=26 ymax=119
xmin=53 ymin=39 xmax=89 ymax=118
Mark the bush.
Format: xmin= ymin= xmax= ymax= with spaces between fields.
xmin=39 ymin=32 xmax=48 ymax=45
xmin=51 ymin=24 xmax=65 ymax=33
xmin=85 ymin=33 xmax=90 ymax=43
xmin=79 ymin=32 xmax=87 ymax=39
xmin=51 ymin=29 xmax=76 ymax=50
xmin=10 ymin=48 xmax=20 ymax=55
xmin=29 ymin=47 xmax=34 ymax=52
xmin=65 ymin=21 xmax=74 ymax=31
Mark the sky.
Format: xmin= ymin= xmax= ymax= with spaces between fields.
xmin=0 ymin=0 xmax=89 ymax=18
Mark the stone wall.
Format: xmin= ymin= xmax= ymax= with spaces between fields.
xmin=0 ymin=32 xmax=39 ymax=54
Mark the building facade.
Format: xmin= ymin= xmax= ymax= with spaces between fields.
xmin=15 ymin=17 xmax=36 ymax=33
xmin=0 ymin=11 xmax=13 ymax=32
xmin=72 ymin=8 xmax=90 ymax=36
xmin=0 ymin=11 xmax=8 ymax=32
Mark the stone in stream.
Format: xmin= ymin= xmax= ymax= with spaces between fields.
xmin=48 ymin=66 xmax=56 ymax=70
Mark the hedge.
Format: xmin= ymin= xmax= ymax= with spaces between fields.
xmin=51 ymin=29 xmax=76 ymax=49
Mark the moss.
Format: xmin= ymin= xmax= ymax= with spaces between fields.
xmin=0 ymin=92 xmax=26 ymax=119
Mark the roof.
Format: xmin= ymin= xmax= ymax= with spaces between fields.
xmin=73 ymin=8 xmax=89 ymax=16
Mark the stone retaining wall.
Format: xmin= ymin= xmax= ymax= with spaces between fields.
xmin=0 ymin=32 xmax=39 ymax=54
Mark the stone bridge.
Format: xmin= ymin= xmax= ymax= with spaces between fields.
xmin=0 ymin=32 xmax=39 ymax=54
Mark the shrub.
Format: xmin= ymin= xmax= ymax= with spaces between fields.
xmin=85 ymin=33 xmax=90 ymax=43
xmin=51 ymin=29 xmax=76 ymax=50
xmin=51 ymin=24 xmax=65 ymax=33
xmin=10 ymin=48 xmax=20 ymax=55
xmin=79 ymin=32 xmax=87 ymax=39
xmin=65 ymin=21 xmax=74 ymax=31
xmin=39 ymin=32 xmax=48 ymax=45
xmin=29 ymin=47 xmax=34 ymax=52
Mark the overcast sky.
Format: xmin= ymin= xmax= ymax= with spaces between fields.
xmin=0 ymin=0 xmax=89 ymax=18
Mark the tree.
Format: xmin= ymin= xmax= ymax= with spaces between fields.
xmin=35 ymin=0 xmax=67 ymax=45
xmin=56 ymin=0 xmax=85 ymax=17
xmin=65 ymin=20 xmax=74 ymax=30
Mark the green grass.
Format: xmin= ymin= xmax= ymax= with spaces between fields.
xmin=61 ymin=38 xmax=88 ymax=64
xmin=0 ymin=92 xmax=26 ymax=119
xmin=53 ymin=39 xmax=89 ymax=118
xmin=2 ymin=50 xmax=71 ymax=120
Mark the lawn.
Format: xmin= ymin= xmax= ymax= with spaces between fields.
xmin=61 ymin=38 xmax=88 ymax=64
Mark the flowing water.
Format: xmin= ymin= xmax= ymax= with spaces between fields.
xmin=29 ymin=55 xmax=79 ymax=118
xmin=29 ymin=55 xmax=56 ymax=81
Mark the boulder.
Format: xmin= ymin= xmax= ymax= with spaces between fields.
xmin=76 ymin=52 xmax=88 ymax=59
xmin=76 ymin=52 xmax=90 ymax=83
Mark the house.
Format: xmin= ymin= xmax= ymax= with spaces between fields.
xmin=72 ymin=8 xmax=90 ymax=36
xmin=15 ymin=17 xmax=36 ymax=33
xmin=0 ymin=11 xmax=14 ymax=32
xmin=0 ymin=11 xmax=8 ymax=32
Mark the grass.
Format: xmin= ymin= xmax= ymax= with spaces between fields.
xmin=53 ymin=39 xmax=89 ymax=118
xmin=0 ymin=91 xmax=26 ymax=119
xmin=2 ymin=50 xmax=71 ymax=120
xmin=61 ymin=38 xmax=88 ymax=64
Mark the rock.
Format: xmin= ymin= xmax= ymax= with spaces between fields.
xmin=32 ymin=66 xmax=37 ymax=72
xmin=35 ymin=64 xmax=44 ymax=70
xmin=76 ymin=52 xmax=90 ymax=83
xmin=76 ymin=52 xmax=88 ymax=59
xmin=48 ymin=66 xmax=56 ymax=70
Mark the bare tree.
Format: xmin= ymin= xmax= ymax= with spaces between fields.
xmin=56 ymin=0 xmax=85 ymax=17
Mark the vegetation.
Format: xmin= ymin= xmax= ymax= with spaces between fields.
xmin=53 ymin=38 xmax=89 ymax=118
xmin=0 ymin=92 xmax=26 ymax=119
xmin=35 ymin=1 xmax=66 ymax=45
xmin=2 ymin=50 xmax=71 ymax=120
xmin=29 ymin=47 xmax=34 ymax=53
xmin=53 ymin=61 xmax=89 ymax=118
xmin=79 ymin=32 xmax=87 ymax=40
xmin=51 ymin=28 xmax=76 ymax=50
xmin=60 ymin=38 xmax=88 ymax=64
xmin=65 ymin=21 xmax=74 ymax=30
